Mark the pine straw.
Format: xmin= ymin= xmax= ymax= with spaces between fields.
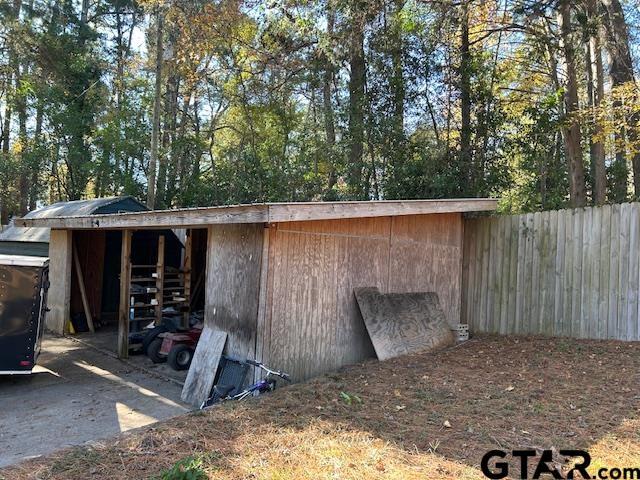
xmin=2 ymin=335 xmax=639 ymax=480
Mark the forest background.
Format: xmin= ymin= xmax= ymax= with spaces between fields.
xmin=0 ymin=0 xmax=638 ymax=221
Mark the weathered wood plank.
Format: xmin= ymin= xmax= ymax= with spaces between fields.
xmin=154 ymin=235 xmax=165 ymax=326
xmin=499 ymin=216 xmax=510 ymax=334
xmin=588 ymin=206 xmax=600 ymax=338
xmin=530 ymin=212 xmax=542 ymax=333
xmin=18 ymin=199 xmax=498 ymax=230
xmin=561 ymin=208 xmax=574 ymax=337
xmin=20 ymin=204 xmax=269 ymax=229
xmin=181 ymin=327 xmax=227 ymax=407
xmin=523 ymin=213 xmax=535 ymax=334
xmin=118 ymin=230 xmax=132 ymax=359
xmin=47 ymin=229 xmax=73 ymax=334
xmin=461 ymin=219 xmax=474 ymax=327
xmin=72 ymin=242 xmax=95 ymax=333
xmin=506 ymin=215 xmax=519 ymax=334
xmin=471 ymin=218 xmax=485 ymax=332
xmin=268 ymin=199 xmax=499 ymax=223
xmin=537 ymin=211 xmax=551 ymax=334
xmin=553 ymin=209 xmax=565 ymax=336
xmin=580 ymin=206 xmax=593 ymax=339
xmin=618 ymin=204 xmax=631 ymax=340
xmin=607 ymin=204 xmax=620 ymax=339
xmin=571 ymin=208 xmax=584 ymax=338
xmin=544 ymin=210 xmax=557 ymax=336
xmin=597 ymin=205 xmax=611 ymax=339
xmin=626 ymin=204 xmax=639 ymax=341
xmin=478 ymin=218 xmax=491 ymax=332
xmin=514 ymin=215 xmax=527 ymax=334
xmin=182 ymin=231 xmax=192 ymax=328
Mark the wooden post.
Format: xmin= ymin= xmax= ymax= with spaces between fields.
xmin=118 ymin=230 xmax=132 ymax=359
xmin=47 ymin=229 xmax=73 ymax=334
xmin=155 ymin=235 xmax=165 ymax=326
xmin=73 ymin=243 xmax=95 ymax=333
xmin=182 ymin=230 xmax=192 ymax=328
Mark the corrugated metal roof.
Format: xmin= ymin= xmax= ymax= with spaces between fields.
xmin=23 ymin=196 xmax=146 ymax=219
xmin=0 ymin=225 xmax=49 ymax=243
xmin=0 ymin=196 xmax=147 ymax=246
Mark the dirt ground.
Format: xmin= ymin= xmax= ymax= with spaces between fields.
xmin=74 ymin=328 xmax=189 ymax=384
xmin=0 ymin=335 xmax=189 ymax=469
xmin=2 ymin=335 xmax=639 ymax=479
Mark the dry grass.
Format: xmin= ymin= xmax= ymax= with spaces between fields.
xmin=2 ymin=335 xmax=639 ymax=480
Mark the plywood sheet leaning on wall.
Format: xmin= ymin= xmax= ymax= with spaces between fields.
xmin=181 ymin=326 xmax=227 ymax=407
xmin=354 ymin=287 xmax=455 ymax=361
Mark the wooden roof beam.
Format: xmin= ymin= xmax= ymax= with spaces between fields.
xmin=16 ymin=199 xmax=498 ymax=230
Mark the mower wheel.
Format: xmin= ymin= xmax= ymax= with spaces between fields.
xmin=142 ymin=325 xmax=170 ymax=354
xmin=147 ymin=337 xmax=166 ymax=364
xmin=167 ymin=344 xmax=194 ymax=370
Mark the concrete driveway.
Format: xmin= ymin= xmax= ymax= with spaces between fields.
xmin=0 ymin=335 xmax=189 ymax=468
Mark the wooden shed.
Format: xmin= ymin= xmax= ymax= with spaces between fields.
xmin=19 ymin=199 xmax=497 ymax=381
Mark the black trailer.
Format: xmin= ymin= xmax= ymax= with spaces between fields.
xmin=0 ymin=254 xmax=49 ymax=374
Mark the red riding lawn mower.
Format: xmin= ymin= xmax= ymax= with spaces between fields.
xmin=144 ymin=325 xmax=202 ymax=370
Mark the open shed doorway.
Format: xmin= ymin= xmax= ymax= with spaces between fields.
xmin=69 ymin=228 xmax=208 ymax=383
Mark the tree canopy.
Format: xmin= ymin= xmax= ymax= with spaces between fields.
xmin=0 ymin=0 xmax=638 ymax=220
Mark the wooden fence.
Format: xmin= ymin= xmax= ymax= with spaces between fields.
xmin=462 ymin=202 xmax=640 ymax=341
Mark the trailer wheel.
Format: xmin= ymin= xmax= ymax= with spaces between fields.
xmin=147 ymin=338 xmax=166 ymax=364
xmin=168 ymin=345 xmax=193 ymax=370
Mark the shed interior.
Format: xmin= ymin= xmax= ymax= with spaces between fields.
xmin=69 ymin=229 xmax=191 ymax=336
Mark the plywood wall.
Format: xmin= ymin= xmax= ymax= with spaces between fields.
xmin=259 ymin=213 xmax=463 ymax=381
xmin=205 ymin=224 xmax=264 ymax=360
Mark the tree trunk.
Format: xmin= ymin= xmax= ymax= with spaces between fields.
xmin=459 ymin=0 xmax=473 ymax=193
xmin=388 ymin=0 xmax=405 ymax=198
xmin=600 ymin=0 xmax=639 ymax=199
xmin=585 ymin=0 xmax=606 ymax=205
xmin=176 ymin=91 xmax=193 ymax=187
xmin=114 ymin=6 xmax=124 ymax=192
xmin=28 ymin=96 xmax=43 ymax=211
xmin=0 ymin=0 xmax=20 ymax=223
xmin=322 ymin=3 xmax=337 ymax=198
xmin=347 ymin=4 xmax=366 ymax=199
xmin=11 ymin=0 xmax=28 ymax=214
xmin=147 ymin=8 xmax=163 ymax=209
xmin=559 ymin=0 xmax=587 ymax=207
xmin=157 ymin=68 xmax=178 ymax=209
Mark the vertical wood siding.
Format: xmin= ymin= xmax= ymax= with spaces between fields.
xmin=261 ymin=213 xmax=463 ymax=381
xmin=462 ymin=203 xmax=640 ymax=341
